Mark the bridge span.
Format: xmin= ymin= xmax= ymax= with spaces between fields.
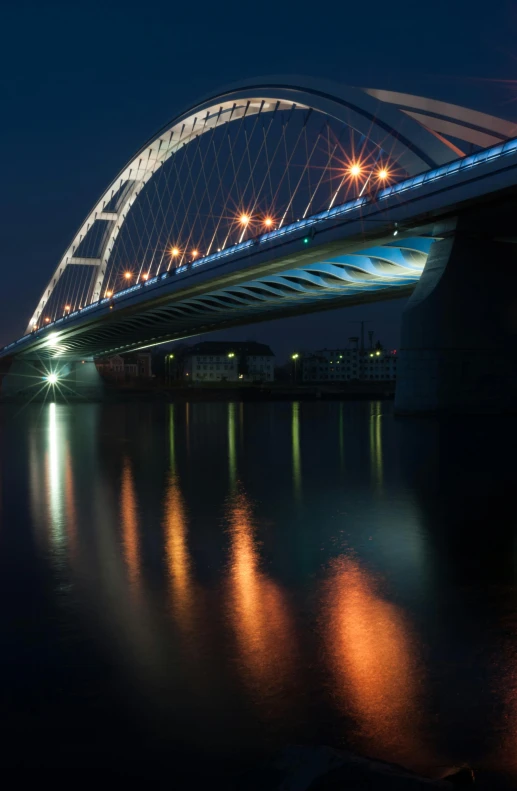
xmin=3 ymin=77 xmax=517 ymax=412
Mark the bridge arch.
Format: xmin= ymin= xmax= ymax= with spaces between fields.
xmin=28 ymin=76 xmax=515 ymax=331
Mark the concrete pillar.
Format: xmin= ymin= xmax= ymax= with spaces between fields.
xmin=395 ymin=204 xmax=517 ymax=414
xmin=66 ymin=358 xmax=105 ymax=399
xmin=1 ymin=357 xmax=104 ymax=400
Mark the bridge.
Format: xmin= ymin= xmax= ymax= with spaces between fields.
xmin=3 ymin=76 xmax=517 ymax=412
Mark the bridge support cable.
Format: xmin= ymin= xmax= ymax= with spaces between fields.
xmin=29 ymin=79 xmax=513 ymax=334
xmin=178 ymin=116 xmax=230 ymax=263
xmin=279 ymin=116 xmax=322 ymax=227
xmin=302 ymin=122 xmax=345 ymax=218
xmin=148 ymin=130 xmax=198 ymax=276
xmin=201 ymin=117 xmax=258 ymax=258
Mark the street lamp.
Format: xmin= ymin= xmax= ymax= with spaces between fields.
xmin=166 ymin=353 xmax=175 ymax=384
xmin=291 ymin=353 xmax=299 ymax=383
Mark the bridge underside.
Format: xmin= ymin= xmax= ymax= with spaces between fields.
xmin=13 ymin=237 xmax=432 ymax=362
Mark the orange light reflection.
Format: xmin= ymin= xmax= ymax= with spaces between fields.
xmin=64 ymin=444 xmax=77 ymax=557
xmin=226 ymin=491 xmax=297 ymax=712
xmin=121 ymin=460 xmax=140 ymax=587
xmin=164 ymin=472 xmax=194 ymax=633
xmin=322 ymin=556 xmax=429 ymax=770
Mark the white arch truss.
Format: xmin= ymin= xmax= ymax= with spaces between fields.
xmin=27 ymin=76 xmax=516 ymax=332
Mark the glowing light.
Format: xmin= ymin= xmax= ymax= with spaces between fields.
xmin=264 ymin=217 xmax=273 ymax=228
xmin=44 ymin=317 xmax=50 ymax=323
xmin=105 ymin=290 xmax=113 ymax=297
xmin=226 ymin=491 xmax=295 ymax=704
xmin=64 ymin=305 xmax=70 ymax=312
xmin=240 ymin=214 xmax=250 ymax=225
xmin=141 ymin=273 xmax=148 ymax=281
xmin=192 ymin=250 xmax=199 ymax=257
xmin=45 ymin=332 xmax=59 ymax=348
xmin=171 ymin=247 xmax=180 ymax=257
xmin=46 ymin=373 xmax=59 ymax=385
xmin=228 ymin=352 xmax=235 ymax=358
xmin=321 ymin=557 xmax=422 ymax=763
xmin=124 ymin=271 xmax=132 ymax=279
xmin=376 ymin=351 xmax=381 ymax=356
xmin=238 ymin=374 xmax=244 ymax=379
xmin=292 ymin=353 xmax=299 ymax=360
xmin=121 ymin=461 xmax=140 ymax=586
xmin=377 ymin=168 xmax=389 ymax=180
xmin=393 ymin=230 xmax=398 ymax=237
xmin=349 ymin=163 xmax=362 ymax=177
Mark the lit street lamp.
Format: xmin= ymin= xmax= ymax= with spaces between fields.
xmin=291 ymin=353 xmax=299 ymax=383
xmin=166 ymin=353 xmax=175 ymax=384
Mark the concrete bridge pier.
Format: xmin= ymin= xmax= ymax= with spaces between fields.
xmin=1 ymin=357 xmax=105 ymax=400
xmin=395 ymin=203 xmax=517 ymax=414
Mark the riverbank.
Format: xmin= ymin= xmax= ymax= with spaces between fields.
xmin=103 ymin=380 xmax=396 ymax=402
xmin=0 ymin=380 xmax=396 ymax=402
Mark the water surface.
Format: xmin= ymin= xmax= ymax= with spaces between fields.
xmin=1 ymin=400 xmax=516 ymax=781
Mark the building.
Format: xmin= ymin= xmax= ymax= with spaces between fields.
xmin=182 ymin=341 xmax=274 ymax=382
xmin=96 ymin=352 xmax=152 ymax=380
xmin=302 ymin=346 xmax=397 ymax=383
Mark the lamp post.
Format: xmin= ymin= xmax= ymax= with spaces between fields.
xmin=166 ymin=353 xmax=174 ymax=385
xmin=291 ymin=353 xmax=299 ymax=384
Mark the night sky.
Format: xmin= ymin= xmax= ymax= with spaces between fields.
xmin=1 ymin=0 xmax=515 ymax=361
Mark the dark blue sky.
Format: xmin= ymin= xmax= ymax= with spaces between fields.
xmin=1 ymin=0 xmax=515 ymax=360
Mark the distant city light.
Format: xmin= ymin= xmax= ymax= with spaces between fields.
xmin=376 ymin=350 xmax=381 ymax=356
xmin=292 ymin=353 xmax=299 ymax=360
xmin=228 ymin=352 xmax=235 ymax=358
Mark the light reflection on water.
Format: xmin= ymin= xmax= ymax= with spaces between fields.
xmin=320 ymin=556 xmax=430 ymax=772
xmin=121 ymin=460 xmax=140 ymax=587
xmin=1 ymin=400 xmax=516 ymax=778
xmin=225 ymin=489 xmax=298 ymax=718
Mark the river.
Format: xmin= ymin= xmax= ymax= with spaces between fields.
xmin=0 ymin=400 xmax=516 ymax=782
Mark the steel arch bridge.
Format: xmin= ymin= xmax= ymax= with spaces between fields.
xmin=3 ymin=76 xmax=517 ymax=366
